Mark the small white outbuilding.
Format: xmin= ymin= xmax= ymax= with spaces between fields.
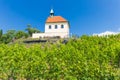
xmin=32 ymin=9 xmax=70 ymax=38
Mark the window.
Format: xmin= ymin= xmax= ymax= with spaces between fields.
xmin=49 ymin=25 xmax=51 ymax=29
xmin=55 ymin=25 xmax=57 ymax=29
xmin=61 ymin=25 xmax=64 ymax=29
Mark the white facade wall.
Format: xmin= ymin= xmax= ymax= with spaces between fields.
xmin=45 ymin=22 xmax=69 ymax=33
xmin=32 ymin=32 xmax=69 ymax=38
xmin=32 ymin=33 xmax=45 ymax=38
xmin=32 ymin=22 xmax=70 ymax=38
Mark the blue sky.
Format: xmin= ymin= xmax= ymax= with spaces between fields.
xmin=0 ymin=0 xmax=120 ymax=36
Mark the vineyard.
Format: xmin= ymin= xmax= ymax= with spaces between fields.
xmin=0 ymin=35 xmax=120 ymax=80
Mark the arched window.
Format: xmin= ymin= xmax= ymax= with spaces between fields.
xmin=49 ymin=25 xmax=51 ymax=29
xmin=55 ymin=25 xmax=57 ymax=29
xmin=61 ymin=24 xmax=64 ymax=29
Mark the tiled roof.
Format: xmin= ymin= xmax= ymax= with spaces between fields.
xmin=46 ymin=16 xmax=67 ymax=23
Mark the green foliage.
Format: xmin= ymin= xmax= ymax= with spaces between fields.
xmin=7 ymin=30 xmax=16 ymax=37
xmin=26 ymin=24 xmax=41 ymax=37
xmin=0 ymin=25 xmax=41 ymax=43
xmin=15 ymin=30 xmax=28 ymax=39
xmin=0 ymin=30 xmax=16 ymax=43
xmin=0 ymin=29 xmax=2 ymax=38
xmin=0 ymin=29 xmax=3 ymax=43
xmin=0 ymin=35 xmax=120 ymax=79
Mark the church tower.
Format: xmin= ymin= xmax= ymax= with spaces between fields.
xmin=50 ymin=9 xmax=54 ymax=17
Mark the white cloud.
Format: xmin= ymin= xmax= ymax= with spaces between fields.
xmin=93 ymin=31 xmax=120 ymax=36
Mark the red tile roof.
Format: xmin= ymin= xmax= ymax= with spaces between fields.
xmin=46 ymin=16 xmax=67 ymax=23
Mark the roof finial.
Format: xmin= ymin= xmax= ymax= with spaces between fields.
xmin=50 ymin=8 xmax=54 ymax=17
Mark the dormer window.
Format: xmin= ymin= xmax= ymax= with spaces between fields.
xmin=49 ymin=25 xmax=51 ymax=29
xmin=61 ymin=25 xmax=64 ymax=29
xmin=55 ymin=25 xmax=57 ymax=29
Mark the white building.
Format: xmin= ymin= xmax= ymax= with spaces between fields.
xmin=32 ymin=9 xmax=70 ymax=38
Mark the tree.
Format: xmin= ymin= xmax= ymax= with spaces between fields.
xmin=26 ymin=24 xmax=41 ymax=37
xmin=0 ymin=30 xmax=16 ymax=44
xmin=15 ymin=30 xmax=28 ymax=39
xmin=0 ymin=29 xmax=3 ymax=43
xmin=0 ymin=29 xmax=3 ymax=38
xmin=1 ymin=34 xmax=10 ymax=43
xmin=6 ymin=30 xmax=16 ymax=39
